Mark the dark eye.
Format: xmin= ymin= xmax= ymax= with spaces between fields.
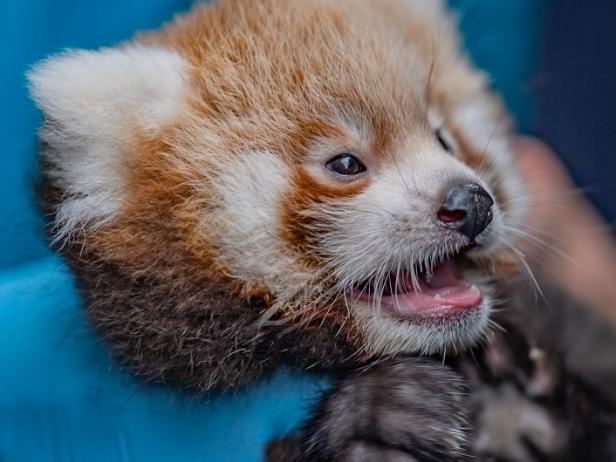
xmin=435 ymin=128 xmax=452 ymax=153
xmin=326 ymin=154 xmax=366 ymax=176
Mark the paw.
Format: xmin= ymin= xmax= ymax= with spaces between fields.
xmin=299 ymin=357 xmax=471 ymax=461
xmin=341 ymin=441 xmax=420 ymax=461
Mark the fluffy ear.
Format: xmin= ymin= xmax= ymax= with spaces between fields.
xmin=28 ymin=45 xmax=189 ymax=240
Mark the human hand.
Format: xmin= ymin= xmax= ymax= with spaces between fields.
xmin=513 ymin=137 xmax=616 ymax=327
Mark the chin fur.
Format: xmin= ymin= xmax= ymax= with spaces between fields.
xmin=352 ymin=293 xmax=492 ymax=357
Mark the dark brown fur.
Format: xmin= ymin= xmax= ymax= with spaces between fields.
xmin=39 ymin=179 xmax=357 ymax=394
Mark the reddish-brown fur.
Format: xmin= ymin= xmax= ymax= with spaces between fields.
xmin=32 ymin=2 xmax=616 ymax=460
xmin=35 ymin=0 xmax=521 ymax=389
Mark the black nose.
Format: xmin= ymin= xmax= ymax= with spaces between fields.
xmin=437 ymin=183 xmax=494 ymax=240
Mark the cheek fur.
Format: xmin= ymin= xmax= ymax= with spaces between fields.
xmin=208 ymin=151 xmax=315 ymax=296
xmin=280 ymin=168 xmax=369 ymax=267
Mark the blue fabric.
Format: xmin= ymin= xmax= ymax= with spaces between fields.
xmin=0 ymin=1 xmax=542 ymax=461
xmin=450 ymin=0 xmax=545 ymax=132
xmin=0 ymin=256 xmax=331 ymax=461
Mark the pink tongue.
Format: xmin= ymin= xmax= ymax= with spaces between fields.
xmin=377 ymin=260 xmax=481 ymax=315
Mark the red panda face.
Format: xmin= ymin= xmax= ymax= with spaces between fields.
xmin=30 ymin=0 xmax=526 ymax=377
xmin=209 ymin=109 xmax=516 ymax=356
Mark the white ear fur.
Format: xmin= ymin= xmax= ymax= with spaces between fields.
xmin=401 ymin=0 xmax=446 ymax=16
xmin=28 ymin=45 xmax=189 ymax=241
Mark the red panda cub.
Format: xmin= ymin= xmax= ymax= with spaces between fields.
xmin=29 ymin=0 xmax=530 ymax=460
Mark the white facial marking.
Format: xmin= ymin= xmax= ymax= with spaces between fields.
xmin=210 ymin=151 xmax=312 ymax=296
xmin=28 ymin=46 xmax=189 ymax=241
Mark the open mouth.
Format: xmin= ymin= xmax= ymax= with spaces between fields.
xmin=351 ymin=248 xmax=482 ymax=319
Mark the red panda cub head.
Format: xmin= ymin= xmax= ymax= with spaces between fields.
xmin=29 ymin=0 xmax=525 ymax=391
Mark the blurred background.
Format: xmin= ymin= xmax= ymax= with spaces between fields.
xmin=532 ymin=0 xmax=616 ymax=224
xmin=0 ymin=1 xmax=614 ymax=461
